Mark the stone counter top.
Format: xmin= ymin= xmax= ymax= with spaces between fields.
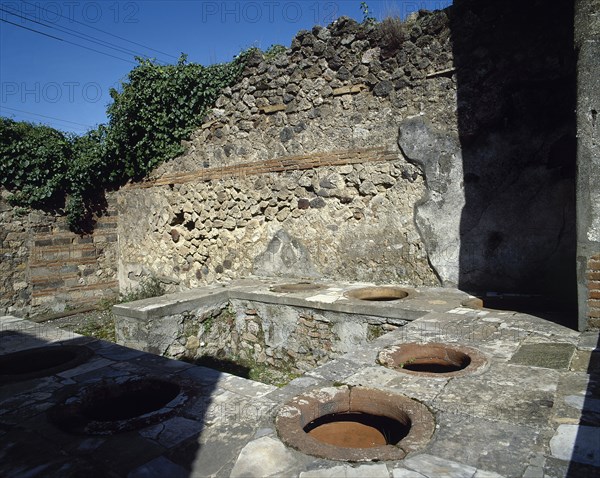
xmin=1 ymin=304 xmax=598 ymax=477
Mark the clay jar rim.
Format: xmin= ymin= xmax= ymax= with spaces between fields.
xmin=343 ymin=286 xmax=415 ymax=302
xmin=47 ymin=376 xmax=193 ymax=435
xmin=377 ymin=342 xmax=488 ymax=378
xmin=275 ymin=386 xmax=435 ymax=462
xmin=0 ymin=344 xmax=94 ymax=384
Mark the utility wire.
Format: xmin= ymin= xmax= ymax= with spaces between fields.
xmin=21 ymin=0 xmax=179 ymax=60
xmin=0 ymin=18 xmax=137 ymax=65
xmin=0 ymin=105 xmax=94 ymax=128
xmin=0 ymin=6 xmax=160 ymax=62
xmin=0 ymin=17 xmax=63 ymax=41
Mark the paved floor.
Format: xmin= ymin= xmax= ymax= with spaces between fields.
xmin=1 ymin=297 xmax=599 ymax=477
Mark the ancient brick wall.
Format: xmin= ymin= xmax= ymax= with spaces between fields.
xmin=0 ymin=194 xmax=118 ymax=317
xmin=588 ymin=254 xmax=600 ymax=327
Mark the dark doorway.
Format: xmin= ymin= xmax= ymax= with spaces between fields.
xmin=449 ymin=0 xmax=578 ymax=327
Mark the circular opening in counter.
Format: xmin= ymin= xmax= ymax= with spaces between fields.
xmin=304 ymin=411 xmax=410 ymax=448
xmin=48 ymin=378 xmax=190 ymax=435
xmin=378 ymin=343 xmax=488 ymax=377
xmin=270 ymin=282 xmax=324 ymax=293
xmin=276 ymin=386 xmax=434 ymax=461
xmin=0 ymin=345 xmax=93 ymax=383
xmin=344 ymin=287 xmax=410 ymax=302
xmin=81 ymin=379 xmax=181 ymax=422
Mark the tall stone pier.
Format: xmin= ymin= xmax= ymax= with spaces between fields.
xmin=576 ymin=0 xmax=600 ymax=329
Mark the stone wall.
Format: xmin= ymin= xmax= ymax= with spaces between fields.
xmin=575 ymin=0 xmax=600 ymax=330
xmin=119 ymin=149 xmax=436 ymax=288
xmin=155 ymin=13 xmax=456 ymax=176
xmin=195 ymin=299 xmax=404 ymax=373
xmin=0 ymin=194 xmax=118 ymax=316
xmin=118 ymin=3 xmax=577 ymax=313
xmin=118 ymin=11 xmax=455 ymax=291
xmin=116 ymin=297 xmax=405 ymax=374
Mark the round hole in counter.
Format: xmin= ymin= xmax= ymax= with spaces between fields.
xmin=0 ymin=345 xmax=93 ymax=383
xmin=378 ymin=342 xmax=488 ymax=377
xmin=270 ymin=282 xmax=324 ymax=293
xmin=344 ymin=287 xmax=411 ymax=301
xmin=48 ymin=377 xmax=191 ymax=435
xmin=276 ymin=386 xmax=434 ymax=461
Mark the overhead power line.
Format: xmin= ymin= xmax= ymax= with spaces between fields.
xmin=0 ymin=6 xmax=160 ymax=62
xmin=0 ymin=18 xmax=138 ymax=65
xmin=0 ymin=16 xmax=62 ymax=41
xmin=21 ymin=0 xmax=179 ymax=60
xmin=0 ymin=105 xmax=94 ymax=129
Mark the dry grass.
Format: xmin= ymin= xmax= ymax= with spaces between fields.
xmin=379 ymin=16 xmax=406 ymax=52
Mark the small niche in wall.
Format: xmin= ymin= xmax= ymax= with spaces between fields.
xmin=170 ymin=211 xmax=185 ymax=227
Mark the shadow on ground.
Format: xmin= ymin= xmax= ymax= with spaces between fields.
xmin=0 ymin=326 xmax=219 ymax=477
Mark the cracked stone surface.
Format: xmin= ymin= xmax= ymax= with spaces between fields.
xmin=300 ymin=463 xmax=390 ymax=477
xmin=1 ymin=283 xmax=599 ymax=477
xmin=509 ymin=343 xmax=576 ymax=369
xmin=229 ymin=436 xmax=298 ymax=477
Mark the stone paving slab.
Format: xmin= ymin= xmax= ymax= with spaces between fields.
xmin=300 ymin=463 xmax=390 ymax=477
xmin=230 ymin=436 xmax=301 ymax=477
xmin=577 ymin=332 xmax=600 ymax=351
xmin=402 ymin=454 xmax=479 ymax=478
xmin=345 ymin=366 xmax=448 ymax=404
xmin=129 ymin=456 xmax=189 ymax=478
xmin=550 ymin=424 xmax=600 ymax=465
xmin=264 ymin=375 xmax=329 ymax=404
xmin=509 ymin=343 xmax=576 ymax=369
xmin=425 ymin=411 xmax=543 ymax=477
xmin=2 ymin=300 xmax=600 ymax=477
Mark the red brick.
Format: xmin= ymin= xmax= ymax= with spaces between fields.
xmin=590 ymin=290 xmax=600 ymax=300
xmin=589 ymin=281 xmax=600 ymax=291
xmin=589 ymin=259 xmax=600 ymax=270
xmin=588 ymin=299 xmax=600 ymax=309
xmin=588 ymin=272 xmax=600 ymax=281
xmin=127 ymin=147 xmax=395 ymax=190
xmin=588 ymin=317 xmax=600 ymax=328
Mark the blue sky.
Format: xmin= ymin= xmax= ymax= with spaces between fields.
xmin=0 ymin=0 xmax=451 ymax=134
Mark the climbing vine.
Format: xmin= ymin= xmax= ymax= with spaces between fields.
xmin=105 ymin=53 xmax=248 ymax=181
xmin=0 ymin=52 xmax=251 ymax=231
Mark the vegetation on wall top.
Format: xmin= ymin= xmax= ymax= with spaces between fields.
xmin=0 ymin=51 xmax=252 ymax=232
xmin=1 ymin=4 xmax=403 ymax=233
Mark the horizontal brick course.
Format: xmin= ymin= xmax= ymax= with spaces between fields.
xmin=587 ymin=271 xmax=600 ymax=281
xmin=587 ymin=254 xmax=600 ymax=321
xmin=589 ymin=290 xmax=600 ymax=300
xmin=126 ymin=147 xmax=398 ymax=190
xmin=32 ymin=280 xmax=119 ymax=299
xmin=30 ymin=257 xmax=99 ymax=268
xmin=588 ymin=299 xmax=600 ymax=309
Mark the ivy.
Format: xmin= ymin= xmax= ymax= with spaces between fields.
xmin=105 ymin=53 xmax=247 ymax=181
xmin=0 ymin=118 xmax=71 ymax=209
xmin=0 ymin=51 xmax=251 ymax=231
